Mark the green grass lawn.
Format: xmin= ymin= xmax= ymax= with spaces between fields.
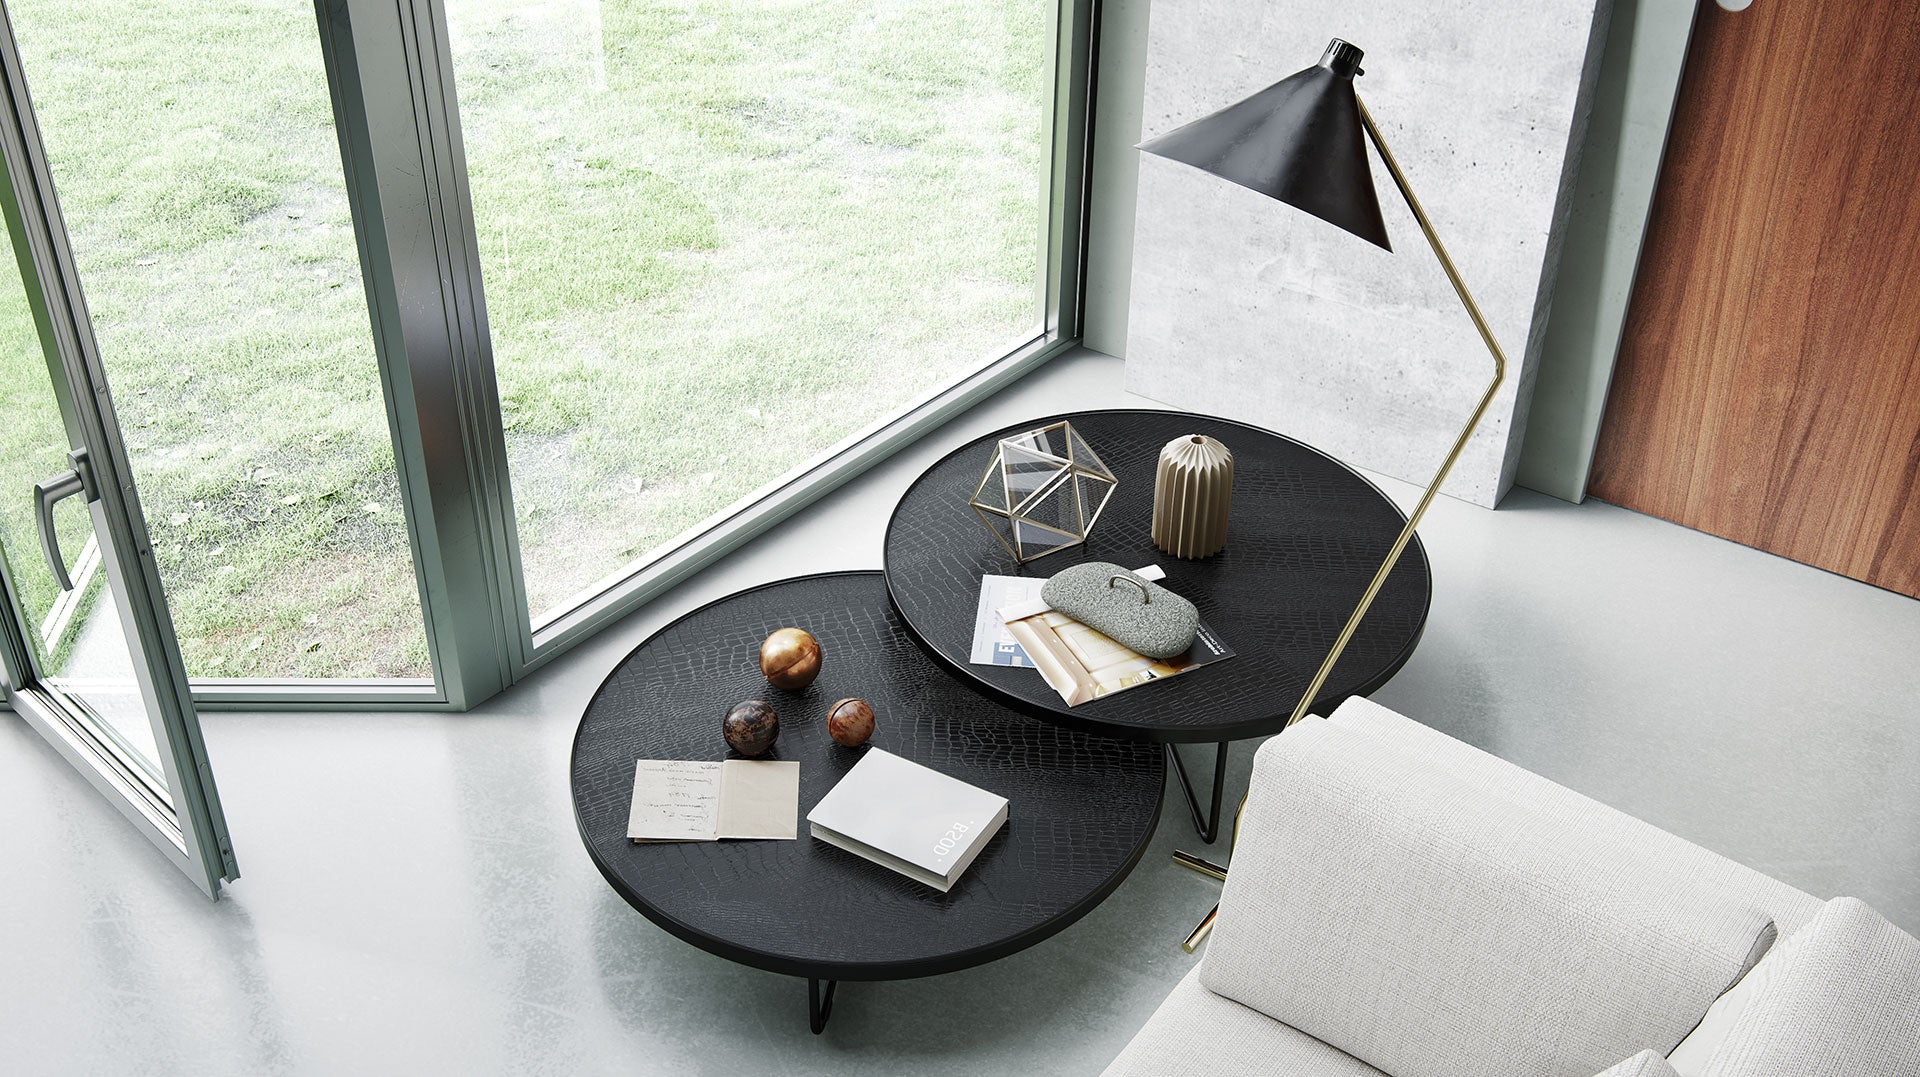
xmin=0 ymin=0 xmax=1045 ymax=678
xmin=459 ymin=0 xmax=1047 ymax=615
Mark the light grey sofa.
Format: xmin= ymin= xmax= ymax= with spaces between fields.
xmin=1104 ymin=697 xmax=1920 ymax=1077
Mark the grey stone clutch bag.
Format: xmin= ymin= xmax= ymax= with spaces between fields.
xmin=1041 ymin=562 xmax=1199 ymax=659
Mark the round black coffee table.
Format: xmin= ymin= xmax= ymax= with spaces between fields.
xmin=883 ymin=409 xmax=1431 ymax=842
xmin=571 ymin=572 xmax=1163 ymax=1033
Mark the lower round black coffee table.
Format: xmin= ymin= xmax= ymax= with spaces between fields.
xmin=571 ymin=571 xmax=1163 ymax=1033
xmin=883 ymin=409 xmax=1432 ymax=842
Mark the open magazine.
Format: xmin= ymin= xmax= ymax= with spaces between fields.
xmin=972 ymin=567 xmax=1234 ymax=706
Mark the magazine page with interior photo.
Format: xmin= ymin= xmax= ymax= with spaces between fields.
xmin=970 ymin=573 xmax=1044 ymax=667
xmin=1000 ymin=605 xmax=1233 ymax=706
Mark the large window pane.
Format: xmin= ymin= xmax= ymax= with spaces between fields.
xmin=10 ymin=2 xmax=430 ymax=678
xmin=447 ymin=0 xmax=1052 ymax=621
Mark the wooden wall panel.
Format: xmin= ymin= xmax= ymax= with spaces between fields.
xmin=1591 ymin=0 xmax=1920 ymax=598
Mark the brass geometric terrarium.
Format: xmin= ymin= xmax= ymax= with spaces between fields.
xmin=968 ymin=421 xmax=1117 ymax=563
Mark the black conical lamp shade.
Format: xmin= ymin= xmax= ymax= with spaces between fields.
xmin=1139 ymin=39 xmax=1391 ymax=251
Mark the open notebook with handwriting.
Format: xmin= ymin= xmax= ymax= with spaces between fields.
xmin=626 ymin=759 xmax=799 ymax=843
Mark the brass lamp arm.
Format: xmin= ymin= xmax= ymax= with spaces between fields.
xmin=1281 ymin=97 xmax=1510 ymax=731
xmin=1182 ymin=98 xmax=1512 ymax=956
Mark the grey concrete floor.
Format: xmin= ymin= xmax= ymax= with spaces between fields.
xmin=2 ymin=349 xmax=1916 ymax=1075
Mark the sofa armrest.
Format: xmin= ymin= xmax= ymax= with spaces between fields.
xmin=1201 ymin=717 xmax=1777 ymax=1077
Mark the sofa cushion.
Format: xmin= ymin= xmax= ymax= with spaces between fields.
xmin=1328 ymin=697 xmax=1823 ymax=936
xmin=1202 ymin=717 xmax=1779 ymax=1077
xmin=1102 ymin=967 xmax=1387 ymax=1077
xmin=1593 ymin=1050 xmax=1682 ymax=1077
xmin=1701 ymin=897 xmax=1920 ymax=1077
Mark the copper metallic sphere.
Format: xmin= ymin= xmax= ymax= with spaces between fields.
xmin=723 ymin=700 xmax=779 ymax=757
xmin=759 ymin=627 xmax=822 ymax=690
xmin=825 ymin=697 xmax=875 ymax=747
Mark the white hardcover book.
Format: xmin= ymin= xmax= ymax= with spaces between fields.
xmin=806 ymin=749 xmax=1009 ymax=892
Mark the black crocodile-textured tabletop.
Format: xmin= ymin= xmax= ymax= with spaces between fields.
xmin=883 ymin=410 xmax=1431 ymax=743
xmin=571 ymin=572 xmax=1164 ymax=982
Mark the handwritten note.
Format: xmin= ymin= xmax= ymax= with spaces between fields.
xmin=628 ymin=760 xmax=723 ymax=842
xmin=627 ymin=759 xmax=800 ymax=843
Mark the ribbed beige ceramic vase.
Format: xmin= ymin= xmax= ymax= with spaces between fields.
xmin=1151 ymin=434 xmax=1233 ymax=558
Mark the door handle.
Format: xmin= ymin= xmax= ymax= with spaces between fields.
xmin=32 ymin=447 xmax=97 ymax=592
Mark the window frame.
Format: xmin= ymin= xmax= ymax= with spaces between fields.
xmin=188 ymin=0 xmax=1098 ymax=710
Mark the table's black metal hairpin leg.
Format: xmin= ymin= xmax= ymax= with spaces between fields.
xmin=808 ymin=978 xmax=838 ymax=1034
xmin=1165 ymin=741 xmax=1230 ymax=843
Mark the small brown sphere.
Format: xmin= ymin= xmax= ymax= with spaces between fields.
xmin=825 ymin=697 xmax=875 ymax=747
xmin=723 ymin=700 xmax=779 ymax=757
xmin=759 ymin=627 xmax=822 ymax=690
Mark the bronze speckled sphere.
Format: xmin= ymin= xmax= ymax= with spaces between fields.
xmin=759 ymin=627 xmax=822 ymax=690
xmin=825 ymin=697 xmax=875 ymax=747
xmin=723 ymin=700 xmax=779 ymax=757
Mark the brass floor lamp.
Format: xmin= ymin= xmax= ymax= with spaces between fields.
xmin=1138 ymin=39 xmax=1510 ymax=950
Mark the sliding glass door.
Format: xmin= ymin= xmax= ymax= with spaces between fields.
xmin=0 ymin=3 xmax=236 ymax=896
